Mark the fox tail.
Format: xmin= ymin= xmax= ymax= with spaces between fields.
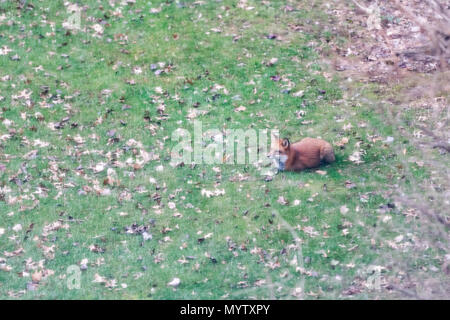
xmin=320 ymin=143 xmax=335 ymax=163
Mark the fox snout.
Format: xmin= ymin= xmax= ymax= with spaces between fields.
xmin=267 ymin=151 xmax=288 ymax=171
xmin=267 ymin=151 xmax=276 ymax=158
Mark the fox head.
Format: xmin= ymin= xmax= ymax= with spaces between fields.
xmin=268 ymin=137 xmax=290 ymax=171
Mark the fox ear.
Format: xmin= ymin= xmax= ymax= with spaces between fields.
xmin=281 ymin=138 xmax=290 ymax=148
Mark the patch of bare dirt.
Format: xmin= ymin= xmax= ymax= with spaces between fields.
xmin=319 ymin=0 xmax=450 ymax=83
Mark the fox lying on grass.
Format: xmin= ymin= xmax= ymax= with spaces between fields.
xmin=268 ymin=136 xmax=335 ymax=171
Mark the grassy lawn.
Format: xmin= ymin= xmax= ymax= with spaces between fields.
xmin=0 ymin=1 xmax=447 ymax=299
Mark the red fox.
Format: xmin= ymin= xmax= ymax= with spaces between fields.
xmin=268 ymin=137 xmax=335 ymax=171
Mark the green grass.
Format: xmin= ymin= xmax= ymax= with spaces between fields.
xmin=0 ymin=0 xmax=446 ymax=299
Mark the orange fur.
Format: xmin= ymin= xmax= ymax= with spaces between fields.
xmin=270 ymin=137 xmax=335 ymax=171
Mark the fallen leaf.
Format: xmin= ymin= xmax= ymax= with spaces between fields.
xmin=168 ymin=277 xmax=181 ymax=287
